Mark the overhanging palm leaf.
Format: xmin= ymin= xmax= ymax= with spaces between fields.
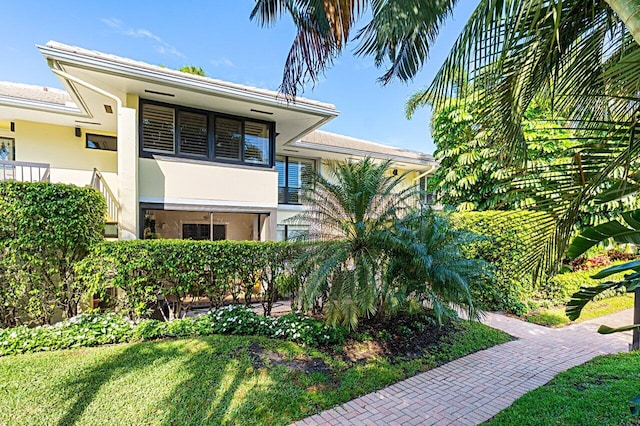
xmin=251 ymin=0 xmax=458 ymax=96
xmin=565 ymin=216 xmax=640 ymax=331
xmin=422 ymin=0 xmax=640 ymax=278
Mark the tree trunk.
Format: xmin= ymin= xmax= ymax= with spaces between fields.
xmin=633 ymin=287 xmax=640 ymax=350
xmin=606 ymin=0 xmax=640 ymax=46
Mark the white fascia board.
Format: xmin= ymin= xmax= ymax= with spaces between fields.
xmin=289 ymin=140 xmax=438 ymax=168
xmin=0 ymin=95 xmax=83 ymax=116
xmin=38 ymin=45 xmax=339 ymax=118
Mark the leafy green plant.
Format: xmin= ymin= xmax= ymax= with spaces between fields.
xmin=565 ymin=212 xmax=640 ymax=331
xmin=0 ymin=181 xmax=105 ymax=326
xmin=78 ymin=240 xmax=296 ymax=320
xmin=291 ymin=159 xmax=484 ymax=329
xmin=452 ymin=211 xmax=551 ymax=314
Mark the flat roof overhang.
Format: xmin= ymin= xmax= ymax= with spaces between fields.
xmin=38 ymin=43 xmax=339 ymax=144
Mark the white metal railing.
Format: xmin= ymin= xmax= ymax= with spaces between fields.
xmin=91 ymin=168 xmax=119 ymax=223
xmin=0 ymin=160 xmax=50 ymax=182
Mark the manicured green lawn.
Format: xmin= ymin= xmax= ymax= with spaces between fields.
xmin=525 ymin=294 xmax=634 ymax=327
xmin=0 ymin=321 xmax=509 ymax=426
xmin=485 ymin=351 xmax=640 ymax=426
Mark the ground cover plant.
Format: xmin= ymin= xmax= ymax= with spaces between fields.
xmin=484 ymin=351 xmax=640 ymax=426
xmin=0 ymin=316 xmax=509 ymax=426
xmin=0 ymin=306 xmax=344 ymax=357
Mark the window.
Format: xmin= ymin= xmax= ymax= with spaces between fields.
xmin=140 ymin=99 xmax=274 ymax=167
xmin=182 ymin=224 xmax=226 ymax=240
xmin=418 ymin=176 xmax=437 ymax=205
xmin=0 ymin=137 xmax=15 ymax=161
xmin=244 ymin=121 xmax=270 ymax=165
xmin=178 ymin=111 xmax=208 ymax=157
xmin=215 ymin=117 xmax=242 ymax=161
xmin=276 ymin=224 xmax=308 ymax=241
xmin=86 ymin=134 xmax=117 ymax=151
xmin=142 ymin=103 xmax=175 ymax=154
xmin=276 ymin=156 xmax=315 ymax=204
xmin=182 ymin=224 xmax=210 ymax=240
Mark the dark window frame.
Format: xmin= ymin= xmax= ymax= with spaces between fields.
xmin=86 ymin=133 xmax=117 ymax=152
xmin=139 ymin=98 xmax=275 ymax=168
xmin=276 ymin=155 xmax=316 ymax=205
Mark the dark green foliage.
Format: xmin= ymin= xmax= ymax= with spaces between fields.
xmin=452 ymin=210 xmax=550 ymax=315
xmin=77 ymin=240 xmax=297 ymax=320
xmin=0 ymin=181 xmax=105 ymax=326
xmin=0 ymin=307 xmax=345 ymax=356
xmin=291 ymin=158 xmax=485 ymax=329
xmin=539 ymin=264 xmax=629 ymax=306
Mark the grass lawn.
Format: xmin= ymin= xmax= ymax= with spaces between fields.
xmin=0 ymin=320 xmax=509 ymax=426
xmin=524 ymin=294 xmax=634 ymax=327
xmin=485 ymin=351 xmax=640 ymax=426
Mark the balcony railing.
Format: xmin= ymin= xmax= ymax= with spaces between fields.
xmin=0 ymin=160 xmax=50 ymax=182
xmin=91 ymin=168 xmax=119 ymax=224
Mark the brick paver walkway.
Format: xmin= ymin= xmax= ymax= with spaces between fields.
xmin=293 ymin=310 xmax=632 ymax=426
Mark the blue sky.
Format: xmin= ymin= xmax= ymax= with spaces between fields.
xmin=1 ymin=1 xmax=476 ymax=154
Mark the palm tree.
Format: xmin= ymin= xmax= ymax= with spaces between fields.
xmin=251 ymin=1 xmax=640 ymax=97
xmin=289 ymin=158 xmax=481 ymax=329
xmin=250 ymin=0 xmax=459 ymax=96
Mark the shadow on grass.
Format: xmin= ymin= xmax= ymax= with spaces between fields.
xmin=55 ymin=341 xmax=190 ymax=426
xmin=54 ymin=336 xmax=321 ymax=426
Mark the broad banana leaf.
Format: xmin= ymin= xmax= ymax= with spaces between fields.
xmin=598 ymin=324 xmax=640 ymax=334
xmin=566 ymin=265 xmax=640 ymax=321
xmin=566 ymin=209 xmax=640 ymax=259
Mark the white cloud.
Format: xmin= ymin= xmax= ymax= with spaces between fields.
xmin=210 ymin=57 xmax=234 ymax=68
xmin=101 ymin=18 xmax=185 ymax=59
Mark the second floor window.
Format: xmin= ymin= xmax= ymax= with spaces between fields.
xmin=276 ymin=155 xmax=315 ymax=204
xmin=140 ymin=100 xmax=273 ymax=167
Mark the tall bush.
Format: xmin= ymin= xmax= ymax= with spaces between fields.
xmin=78 ymin=240 xmax=295 ymax=320
xmin=452 ymin=210 xmax=550 ymax=314
xmin=0 ymin=181 xmax=105 ymax=325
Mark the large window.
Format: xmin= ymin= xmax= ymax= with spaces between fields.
xmin=276 ymin=156 xmax=315 ymax=204
xmin=140 ymin=100 xmax=274 ymax=167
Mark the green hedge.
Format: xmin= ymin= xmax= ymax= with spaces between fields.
xmin=537 ymin=261 xmax=629 ymax=305
xmin=77 ymin=240 xmax=297 ymax=320
xmin=452 ymin=210 xmax=550 ymax=315
xmin=0 ymin=181 xmax=105 ymax=327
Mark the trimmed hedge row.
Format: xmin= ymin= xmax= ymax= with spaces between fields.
xmin=452 ymin=210 xmax=550 ymax=315
xmin=0 ymin=181 xmax=106 ymax=327
xmin=77 ymin=240 xmax=297 ymax=320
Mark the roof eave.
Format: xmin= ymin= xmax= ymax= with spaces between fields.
xmin=0 ymin=95 xmax=83 ymax=116
xmin=37 ymin=44 xmax=339 ymax=119
xmin=289 ymin=140 xmax=437 ymax=167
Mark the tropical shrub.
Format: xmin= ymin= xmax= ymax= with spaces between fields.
xmin=451 ymin=210 xmax=550 ymax=315
xmin=291 ymin=158 xmax=485 ymax=329
xmin=0 ymin=181 xmax=105 ymax=326
xmin=539 ymin=263 xmax=629 ymax=306
xmin=0 ymin=307 xmax=345 ymax=356
xmin=77 ymin=240 xmax=297 ymax=320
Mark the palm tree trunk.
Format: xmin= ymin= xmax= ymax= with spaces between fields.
xmin=606 ymin=0 xmax=640 ymax=46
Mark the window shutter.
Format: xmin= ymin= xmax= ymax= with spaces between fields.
xmin=179 ymin=111 xmax=208 ymax=157
xmin=215 ymin=117 xmax=242 ymax=160
xmin=142 ymin=104 xmax=175 ymax=154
